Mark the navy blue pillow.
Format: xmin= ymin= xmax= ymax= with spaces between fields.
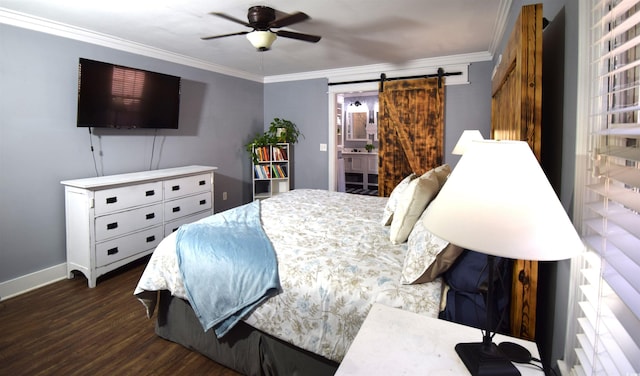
xmin=439 ymin=250 xmax=512 ymax=334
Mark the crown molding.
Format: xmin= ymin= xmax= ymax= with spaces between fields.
xmin=0 ymin=8 xmax=264 ymax=83
xmin=264 ymin=51 xmax=491 ymax=84
xmin=1 ymin=7 xmax=496 ymax=85
xmin=488 ymin=0 xmax=512 ymax=57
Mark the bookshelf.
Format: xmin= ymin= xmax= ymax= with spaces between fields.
xmin=252 ymin=143 xmax=290 ymax=200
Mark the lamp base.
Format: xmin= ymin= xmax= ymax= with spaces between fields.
xmin=455 ymin=342 xmax=521 ymax=376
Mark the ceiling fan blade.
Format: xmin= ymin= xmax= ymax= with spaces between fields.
xmin=269 ymin=12 xmax=309 ymax=28
xmin=209 ymin=12 xmax=250 ymax=27
xmin=275 ymin=30 xmax=321 ymax=43
xmin=201 ymin=31 xmax=249 ymax=40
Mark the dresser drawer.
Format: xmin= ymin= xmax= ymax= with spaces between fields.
xmin=95 ymin=203 xmax=163 ymax=241
xmin=95 ymin=226 xmax=163 ymax=267
xmin=164 ymin=173 xmax=211 ymax=200
xmin=164 ymin=192 xmax=212 ymax=222
xmin=94 ymin=182 xmax=162 ymax=215
xmin=164 ymin=210 xmax=212 ymax=235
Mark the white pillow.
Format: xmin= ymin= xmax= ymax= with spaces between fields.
xmin=380 ymin=173 xmax=417 ymax=226
xmin=432 ymin=164 xmax=451 ymax=185
xmin=402 ymin=209 xmax=463 ymax=284
xmin=389 ymin=169 xmax=440 ymax=244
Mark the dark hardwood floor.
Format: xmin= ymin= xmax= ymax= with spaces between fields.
xmin=0 ymin=258 xmax=241 ymax=376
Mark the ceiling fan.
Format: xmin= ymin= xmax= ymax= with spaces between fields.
xmin=201 ymin=6 xmax=322 ymax=51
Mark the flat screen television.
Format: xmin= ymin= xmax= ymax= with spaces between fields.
xmin=77 ymin=58 xmax=181 ymax=129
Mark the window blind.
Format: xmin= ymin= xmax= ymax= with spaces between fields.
xmin=111 ymin=67 xmax=145 ymax=107
xmin=571 ymin=0 xmax=640 ymax=374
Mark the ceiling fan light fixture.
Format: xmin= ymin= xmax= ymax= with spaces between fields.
xmin=246 ymin=30 xmax=276 ymax=51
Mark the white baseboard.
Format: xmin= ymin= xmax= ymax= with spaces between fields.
xmin=0 ymin=263 xmax=67 ymax=301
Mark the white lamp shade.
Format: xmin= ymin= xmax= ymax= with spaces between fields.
xmin=423 ymin=140 xmax=583 ymax=261
xmin=452 ymin=130 xmax=483 ymax=155
xmin=246 ymin=31 xmax=277 ymax=50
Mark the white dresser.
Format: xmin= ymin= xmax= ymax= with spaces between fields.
xmin=61 ymin=165 xmax=217 ymax=287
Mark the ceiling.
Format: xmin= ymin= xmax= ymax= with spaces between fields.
xmin=0 ymin=0 xmax=509 ymax=80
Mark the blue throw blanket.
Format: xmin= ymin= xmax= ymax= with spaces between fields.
xmin=176 ymin=200 xmax=280 ymax=337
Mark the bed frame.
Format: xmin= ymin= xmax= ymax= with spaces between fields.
xmin=155 ymin=291 xmax=338 ymax=375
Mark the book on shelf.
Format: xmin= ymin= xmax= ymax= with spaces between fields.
xmin=272 ymin=146 xmax=288 ymax=161
xmin=254 ymin=146 xmax=271 ymax=162
xmin=272 ymin=165 xmax=287 ymax=178
xmin=254 ymin=165 xmax=271 ymax=179
xmin=271 ymin=165 xmax=286 ymax=178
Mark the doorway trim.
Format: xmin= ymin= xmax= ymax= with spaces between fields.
xmin=328 ymin=82 xmax=378 ymax=192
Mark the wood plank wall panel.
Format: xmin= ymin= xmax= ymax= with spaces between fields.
xmin=491 ymin=3 xmax=543 ymax=341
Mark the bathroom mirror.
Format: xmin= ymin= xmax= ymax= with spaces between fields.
xmin=347 ymin=111 xmax=369 ymax=141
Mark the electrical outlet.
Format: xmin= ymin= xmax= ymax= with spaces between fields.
xmin=222 ymin=192 xmax=228 ymax=200
xmin=320 ymin=143 xmax=327 ymax=151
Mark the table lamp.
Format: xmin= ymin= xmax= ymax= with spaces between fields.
xmin=422 ymin=140 xmax=583 ymax=375
xmin=452 ymin=130 xmax=484 ymax=155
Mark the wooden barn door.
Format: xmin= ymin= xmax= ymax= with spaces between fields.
xmin=491 ymin=3 xmax=543 ymax=341
xmin=378 ymin=78 xmax=444 ymax=197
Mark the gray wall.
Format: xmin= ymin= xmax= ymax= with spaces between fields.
xmin=444 ymin=61 xmax=493 ymax=167
xmin=0 ymin=24 xmax=263 ymax=283
xmin=263 ymin=61 xmax=494 ymax=193
xmin=264 ymin=78 xmax=330 ymax=190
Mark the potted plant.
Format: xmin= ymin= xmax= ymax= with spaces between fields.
xmin=267 ymin=118 xmax=302 ymax=144
xmin=365 ymin=143 xmax=374 ymax=152
xmin=245 ymin=118 xmax=303 ymax=164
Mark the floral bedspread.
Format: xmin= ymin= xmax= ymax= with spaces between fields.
xmin=134 ymin=189 xmax=442 ymax=362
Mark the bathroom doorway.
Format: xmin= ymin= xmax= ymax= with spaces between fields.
xmin=332 ymin=90 xmax=379 ymax=195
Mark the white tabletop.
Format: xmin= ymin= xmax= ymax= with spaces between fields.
xmin=336 ymin=303 xmax=543 ymax=375
xmin=60 ymin=165 xmax=217 ymax=189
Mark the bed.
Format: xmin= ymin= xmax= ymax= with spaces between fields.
xmin=134 ymin=165 xmax=503 ymax=375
